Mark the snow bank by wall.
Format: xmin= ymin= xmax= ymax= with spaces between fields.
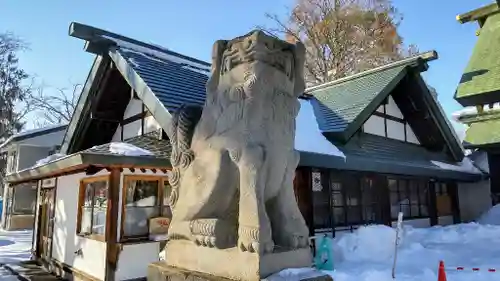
xmin=321 ymin=223 xmax=500 ymax=281
xmin=477 ymin=204 xmax=500 ymax=225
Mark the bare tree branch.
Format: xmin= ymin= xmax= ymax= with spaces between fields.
xmin=262 ymin=0 xmax=418 ymax=85
xmin=27 ymin=82 xmax=81 ymax=127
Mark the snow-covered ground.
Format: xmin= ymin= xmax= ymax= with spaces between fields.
xmin=0 ymin=229 xmax=31 ymax=264
xmin=273 ymin=205 xmax=500 ymax=281
xmin=1 ymin=207 xmax=499 ymax=281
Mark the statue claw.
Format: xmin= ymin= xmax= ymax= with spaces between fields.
xmin=237 ymin=237 xmax=274 ymax=254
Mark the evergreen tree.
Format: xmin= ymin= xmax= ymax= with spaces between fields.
xmin=0 ymin=32 xmax=30 ymax=141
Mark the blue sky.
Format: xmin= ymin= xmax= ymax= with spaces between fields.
xmin=0 ymin=0 xmax=493 ymax=132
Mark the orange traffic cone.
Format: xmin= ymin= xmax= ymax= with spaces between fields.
xmin=438 ymin=261 xmax=447 ymax=281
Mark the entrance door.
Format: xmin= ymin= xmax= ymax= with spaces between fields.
xmin=38 ymin=188 xmax=56 ymax=263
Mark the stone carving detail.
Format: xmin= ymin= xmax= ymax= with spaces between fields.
xmin=167 ymin=30 xmax=309 ymax=255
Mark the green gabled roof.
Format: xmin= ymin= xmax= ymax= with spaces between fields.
xmin=310 ymin=64 xmax=407 ymax=140
xmin=464 ymin=119 xmax=500 ymax=147
xmin=306 ymin=51 xmax=438 ymax=143
xmin=455 ymin=6 xmax=500 ymax=106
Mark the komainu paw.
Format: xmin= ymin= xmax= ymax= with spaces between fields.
xmin=190 ymin=218 xmax=236 ymax=248
xmin=237 ymin=226 xmax=274 ymax=253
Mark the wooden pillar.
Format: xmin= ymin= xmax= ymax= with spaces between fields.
xmin=32 ymin=181 xmax=42 ymax=260
xmin=293 ymin=167 xmax=314 ymax=236
xmin=428 ymin=181 xmax=438 ymax=226
xmin=105 ymin=168 xmax=121 ymax=281
xmin=448 ymin=183 xmax=461 ymax=224
xmin=374 ymin=175 xmax=391 ymax=226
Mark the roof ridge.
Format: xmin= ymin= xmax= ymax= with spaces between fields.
xmin=305 ymin=50 xmax=438 ymax=93
xmin=0 ymin=124 xmax=68 ymax=149
xmin=69 ymin=22 xmax=211 ymax=67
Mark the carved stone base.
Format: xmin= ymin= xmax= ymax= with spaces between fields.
xmin=148 ymin=262 xmax=232 ymax=281
xmin=162 ymin=240 xmax=313 ymax=281
xmin=147 ymin=262 xmax=334 ymax=281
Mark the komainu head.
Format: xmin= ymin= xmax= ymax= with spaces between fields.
xmin=207 ymin=30 xmax=305 ymax=98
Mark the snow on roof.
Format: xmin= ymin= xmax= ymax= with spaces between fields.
xmin=181 ymin=65 xmax=211 ymax=77
xmin=102 ymin=35 xmax=211 ymax=74
xmin=430 ymin=157 xmax=482 ymax=174
xmin=0 ymin=124 xmax=67 ymax=149
xmin=108 ymin=142 xmax=153 ymax=157
xmin=13 ymin=124 xmax=66 ymax=138
xmin=32 ymin=153 xmax=67 ymax=168
xmin=452 ymin=102 xmax=500 ymax=121
xmin=15 ymin=142 xmax=153 ymax=173
xmin=295 ymin=99 xmax=346 ymax=158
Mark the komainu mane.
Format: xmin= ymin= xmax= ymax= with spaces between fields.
xmin=167 ymin=30 xmax=308 ymax=255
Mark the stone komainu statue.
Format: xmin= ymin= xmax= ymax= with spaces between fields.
xmin=167 ymin=30 xmax=308 ymax=254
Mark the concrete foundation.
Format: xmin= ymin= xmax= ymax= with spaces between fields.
xmin=163 ymin=240 xmax=313 ymax=281
xmin=147 ymin=262 xmax=333 ymax=281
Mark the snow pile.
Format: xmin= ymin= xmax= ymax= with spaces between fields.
xmin=295 ymin=99 xmax=346 ymax=159
xmin=313 ymin=223 xmax=500 ymax=281
xmin=430 ymin=157 xmax=482 ymax=174
xmin=0 ymin=230 xmax=32 ymax=263
xmin=477 ymin=204 xmax=500 ymax=225
xmin=108 ymin=142 xmax=153 ymax=156
xmin=334 ymin=225 xmax=397 ymax=263
xmin=33 ymin=153 xmax=66 ymax=167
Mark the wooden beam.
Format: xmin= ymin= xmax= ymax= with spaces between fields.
xmin=86 ymin=166 xmax=103 ymax=175
xmin=456 ymin=3 xmax=499 ymax=24
xmin=68 ymin=22 xmax=210 ymax=68
xmin=69 ymin=22 xmax=170 ymax=56
xmin=84 ymin=41 xmax=110 ymax=55
xmin=105 ymin=168 xmax=121 ymax=281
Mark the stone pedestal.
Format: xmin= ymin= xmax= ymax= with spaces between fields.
xmin=162 ymin=240 xmax=313 ymax=281
xmin=147 ymin=262 xmax=334 ymax=281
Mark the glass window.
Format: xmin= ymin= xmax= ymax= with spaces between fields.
xmin=12 ymin=183 xmax=37 ymax=215
xmin=122 ymin=178 xmax=161 ymax=238
xmin=79 ymin=178 xmax=108 ymax=237
xmin=333 ymin=207 xmax=345 ymax=225
xmin=389 ymin=178 xmax=429 ymax=219
xmin=163 ymin=180 xmax=172 ymax=218
xmin=331 ymin=192 xmax=343 ymax=207
xmin=419 ymin=182 xmax=429 ymax=216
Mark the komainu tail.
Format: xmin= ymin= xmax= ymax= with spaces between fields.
xmin=168 ymin=104 xmax=203 ymax=208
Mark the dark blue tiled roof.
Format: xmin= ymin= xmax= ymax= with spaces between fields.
xmin=116 ymin=47 xmax=209 ymax=113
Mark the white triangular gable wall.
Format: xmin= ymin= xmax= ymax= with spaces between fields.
xmin=363 ymin=95 xmax=420 ymax=145
xmin=111 ymin=97 xmax=162 ymax=141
